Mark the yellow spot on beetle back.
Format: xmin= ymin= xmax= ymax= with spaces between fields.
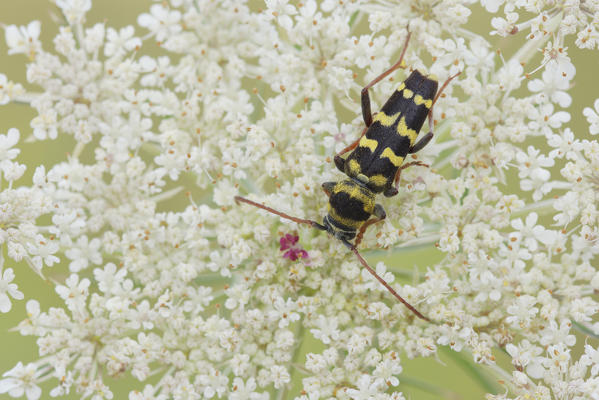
xmin=396 ymin=116 xmax=418 ymax=144
xmin=369 ymin=174 xmax=388 ymax=187
xmin=329 ymin=206 xmax=363 ymax=229
xmin=402 ymin=88 xmax=414 ymax=99
xmin=414 ymin=94 xmax=432 ymax=108
xmin=373 ymin=111 xmax=400 ymax=127
xmin=330 ymin=181 xmax=375 ymax=222
xmin=381 ymin=148 xmax=404 ymax=167
xmin=348 ymin=159 xmax=361 ymax=175
xmin=397 ymin=82 xmax=406 ymax=92
xmin=359 ymin=136 xmax=378 ymax=152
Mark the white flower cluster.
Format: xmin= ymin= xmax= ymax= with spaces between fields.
xmin=0 ymin=0 xmax=598 ymax=399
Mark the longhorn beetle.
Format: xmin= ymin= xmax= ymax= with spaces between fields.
xmin=236 ymin=30 xmax=460 ymax=322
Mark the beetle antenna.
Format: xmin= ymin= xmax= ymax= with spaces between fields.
xmin=236 ymin=196 xmax=430 ymax=322
xmin=234 ymin=196 xmax=326 ymax=231
xmin=349 ymin=245 xmax=431 ymax=322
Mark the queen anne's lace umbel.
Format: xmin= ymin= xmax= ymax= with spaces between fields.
xmin=1 ymin=0 xmax=599 ymax=399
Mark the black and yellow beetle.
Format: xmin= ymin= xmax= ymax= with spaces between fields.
xmin=236 ymin=30 xmax=459 ymax=321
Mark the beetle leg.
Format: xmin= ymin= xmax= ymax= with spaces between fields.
xmin=428 ymin=71 xmax=461 ymax=118
xmin=235 ymin=196 xmax=326 ymax=231
xmin=336 ymin=30 xmax=413 ymax=171
xmin=384 ymin=161 xmax=429 ymax=197
xmin=360 ymin=30 xmax=412 ymax=127
xmin=349 ymin=245 xmax=431 ymax=322
xmin=334 ymin=126 xmax=368 ymax=172
xmin=409 ymin=131 xmax=434 ymax=154
xmin=409 ymin=71 xmax=461 ymax=155
xmin=353 ymin=204 xmax=386 ymax=247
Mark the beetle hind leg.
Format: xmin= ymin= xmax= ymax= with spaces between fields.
xmin=353 ymin=204 xmax=386 ymax=247
xmin=384 ymin=161 xmax=430 ymax=197
xmin=411 ymin=71 xmax=461 ymax=155
xmin=409 ymin=131 xmax=434 ymax=154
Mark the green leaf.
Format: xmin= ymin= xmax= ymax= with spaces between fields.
xmin=349 ymin=11 xmax=359 ymax=27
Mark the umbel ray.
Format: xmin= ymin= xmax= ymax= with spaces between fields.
xmin=236 ymin=30 xmax=460 ymax=323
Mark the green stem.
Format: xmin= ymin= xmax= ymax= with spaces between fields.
xmin=150 ymin=186 xmax=184 ymax=203
xmin=279 ymin=321 xmax=306 ymax=400
xmin=400 ymin=374 xmax=460 ymax=398
xmin=573 ymin=321 xmax=599 ymax=339
xmin=440 ymin=346 xmax=500 ymax=395
xmin=511 ymin=198 xmax=555 ymax=217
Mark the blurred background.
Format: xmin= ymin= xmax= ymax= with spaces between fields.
xmin=0 ymin=1 xmax=596 ymax=399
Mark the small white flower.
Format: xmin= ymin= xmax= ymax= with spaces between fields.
xmin=528 ymin=103 xmax=571 ymax=137
xmin=496 ymin=59 xmax=523 ymax=92
xmin=576 ymin=24 xmax=599 ymax=50
xmin=0 ymin=128 xmax=20 ymax=162
xmin=224 ymin=284 xmax=250 ymax=310
xmin=539 ymin=320 xmax=576 ymax=347
xmin=553 ymin=191 xmax=580 ymax=226
xmin=268 ymin=296 xmax=299 ymax=328
xmin=373 ymin=357 xmax=402 ymax=387
xmin=27 ymin=235 xmax=60 ymax=270
xmin=506 ymin=295 xmax=538 ymax=328
xmin=510 ymin=213 xmax=547 ymax=251
xmin=515 ymin=146 xmax=554 ymax=179
xmin=463 ymin=38 xmax=495 ymax=75
xmin=361 ymin=262 xmax=394 ymax=291
xmin=137 ymin=4 xmax=182 ymax=42
xmin=94 ymin=263 xmax=127 ymax=294
xmin=490 ymin=11 xmax=519 ymax=37
xmin=481 ymin=0 xmax=505 ymax=13
xmin=128 ymin=384 xmax=167 ymax=400
xmin=264 ymin=0 xmax=297 ymax=30
xmin=0 ymin=268 xmax=23 ymax=313
xmin=55 ymin=274 xmax=90 ymax=314
xmin=0 ymin=362 xmax=42 ymax=400
xmin=65 ymin=235 xmax=103 ymax=272
xmin=1 ymin=161 xmax=26 ymax=181
xmin=4 ymin=21 xmax=41 ymax=59
xmin=581 ymin=345 xmax=599 ymax=376
xmin=345 ymin=374 xmax=384 ymax=400
xmin=104 ymin=26 xmax=141 ymax=58
xmin=520 ymin=167 xmax=552 ymax=201
xmin=366 ymin=301 xmax=391 ymax=320
xmin=583 ymin=98 xmax=599 ymax=135
xmin=0 ymin=74 xmax=24 ymax=105
xmin=527 ymin=66 xmax=572 ymax=107
xmin=55 ymin=0 xmax=92 ymax=24
xmin=83 ymin=23 xmax=105 ymax=53
xmin=230 ymin=377 xmax=267 ymax=400
xmin=30 ymin=109 xmax=58 ymax=140
xmin=269 ymin=365 xmax=290 ymax=389
xmin=310 ymin=315 xmax=340 ymax=345
xmin=547 ymin=128 xmax=582 ymax=159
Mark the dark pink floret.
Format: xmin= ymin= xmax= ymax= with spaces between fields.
xmin=279 ymin=234 xmax=309 ymax=261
